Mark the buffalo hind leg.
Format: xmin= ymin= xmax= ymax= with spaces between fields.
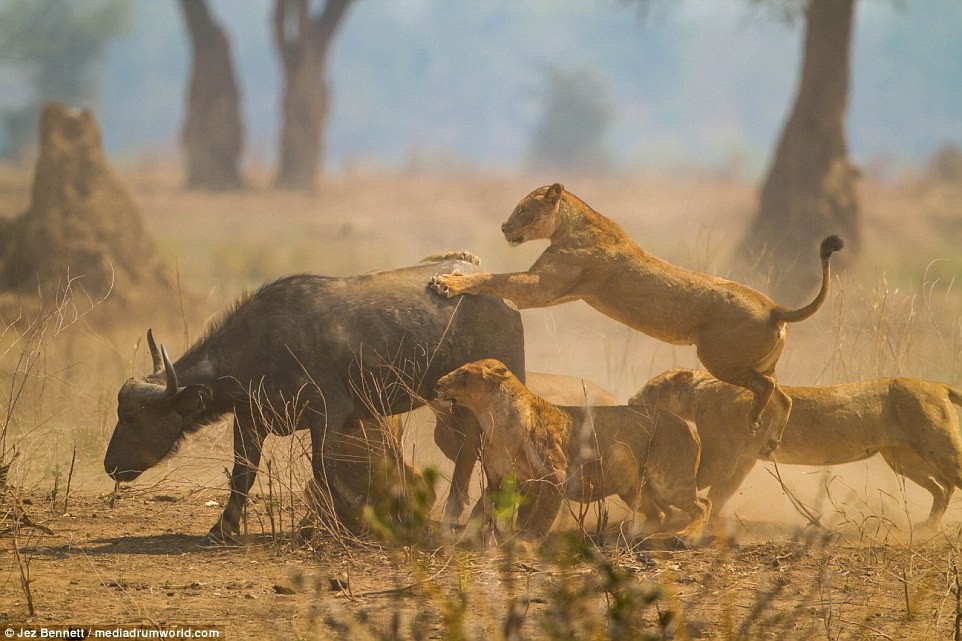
xmin=308 ymin=396 xmax=364 ymax=532
xmin=207 ymin=414 xmax=263 ymax=543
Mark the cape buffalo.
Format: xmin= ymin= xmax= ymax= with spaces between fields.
xmin=104 ymin=256 xmax=525 ymax=541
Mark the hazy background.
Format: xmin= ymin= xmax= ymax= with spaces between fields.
xmin=3 ymin=0 xmax=958 ymax=179
xmin=0 ymin=0 xmax=960 ymax=532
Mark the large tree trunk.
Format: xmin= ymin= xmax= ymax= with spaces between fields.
xmin=179 ymin=0 xmax=244 ymax=190
xmin=273 ymin=0 xmax=353 ymax=190
xmin=741 ymin=0 xmax=860 ymax=303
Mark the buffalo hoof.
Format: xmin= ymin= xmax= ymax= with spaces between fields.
xmin=201 ymin=527 xmax=239 ymax=547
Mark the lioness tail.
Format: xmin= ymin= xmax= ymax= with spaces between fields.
xmin=773 ymin=234 xmax=844 ymax=323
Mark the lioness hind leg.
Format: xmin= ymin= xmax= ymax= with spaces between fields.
xmin=677 ymin=496 xmax=712 ymax=541
xmin=881 ymin=448 xmax=955 ymax=530
xmin=758 ymin=384 xmax=792 ymax=458
xmin=704 ymin=367 xmax=776 ymax=435
xmin=622 ymin=488 xmax=667 ymax=537
xmin=652 ymin=478 xmax=711 ymax=541
xmin=706 ymin=458 xmax=758 ymax=529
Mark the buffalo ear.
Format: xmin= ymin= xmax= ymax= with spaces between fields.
xmin=170 ymin=384 xmax=212 ymax=416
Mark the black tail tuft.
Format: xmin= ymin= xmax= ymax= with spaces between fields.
xmin=820 ymin=235 xmax=844 ymax=260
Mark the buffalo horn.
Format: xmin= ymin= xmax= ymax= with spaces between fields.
xmin=146 ymin=329 xmax=163 ymax=374
xmin=160 ymin=345 xmax=179 ymax=396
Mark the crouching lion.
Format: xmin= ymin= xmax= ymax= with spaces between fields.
xmin=431 ymin=371 xmax=618 ymax=530
xmin=429 ymin=183 xmax=843 ymax=457
xmin=634 ymin=368 xmax=962 ymax=530
xmin=435 ymin=359 xmax=710 ymax=543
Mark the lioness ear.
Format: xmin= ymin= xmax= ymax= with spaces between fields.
xmin=544 ymin=183 xmax=564 ymax=207
xmin=491 ymin=363 xmax=511 ymax=378
xmin=481 ymin=362 xmax=511 ymax=383
xmin=170 ymin=384 xmax=212 ymax=416
xmin=670 ymin=370 xmax=694 ymax=386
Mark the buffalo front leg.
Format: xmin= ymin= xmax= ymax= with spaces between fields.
xmin=207 ymin=414 xmax=263 ymax=543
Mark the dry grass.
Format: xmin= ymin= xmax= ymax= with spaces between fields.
xmin=2 ymin=167 xmax=962 ymax=638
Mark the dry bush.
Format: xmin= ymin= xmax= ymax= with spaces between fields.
xmin=1 ymin=279 xmax=107 ymax=616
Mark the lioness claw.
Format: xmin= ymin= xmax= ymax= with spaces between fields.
xmin=428 ymin=273 xmax=450 ymax=297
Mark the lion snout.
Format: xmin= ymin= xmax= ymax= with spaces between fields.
xmin=501 ymin=222 xmax=522 ymax=244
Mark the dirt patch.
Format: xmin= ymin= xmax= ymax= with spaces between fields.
xmin=3 ymin=485 xmax=961 ymax=640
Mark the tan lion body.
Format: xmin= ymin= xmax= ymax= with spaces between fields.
xmin=429 ymin=183 xmax=843 ymax=456
xmin=436 ymin=359 xmax=709 ymax=542
xmin=635 ymin=369 xmax=962 ymax=529
xmin=431 ymin=371 xmax=618 ymax=526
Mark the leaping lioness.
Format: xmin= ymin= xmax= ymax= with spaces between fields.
xmin=429 ymin=183 xmax=843 ymax=456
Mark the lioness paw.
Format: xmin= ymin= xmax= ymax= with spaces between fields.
xmin=759 ymin=438 xmax=780 ymax=459
xmin=428 ymin=273 xmax=451 ymax=297
xmin=428 ymin=272 xmax=463 ymax=298
xmin=421 ymin=250 xmax=481 ymax=266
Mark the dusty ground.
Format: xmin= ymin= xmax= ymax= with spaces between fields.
xmin=4 ymin=484 xmax=962 ymax=640
xmin=2 ymin=171 xmax=962 ymax=639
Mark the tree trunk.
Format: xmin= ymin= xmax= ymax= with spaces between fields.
xmin=179 ymin=0 xmax=244 ymax=190
xmin=741 ymin=0 xmax=860 ymax=303
xmin=273 ymin=0 xmax=353 ymax=190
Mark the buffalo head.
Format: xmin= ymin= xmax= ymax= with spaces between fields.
xmin=104 ymin=330 xmax=212 ymax=482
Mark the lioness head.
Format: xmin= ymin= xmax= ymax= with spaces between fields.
xmin=436 ymin=358 xmax=515 ymax=410
xmin=630 ymin=369 xmax=696 ymax=418
xmin=501 ymin=183 xmax=565 ymax=246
